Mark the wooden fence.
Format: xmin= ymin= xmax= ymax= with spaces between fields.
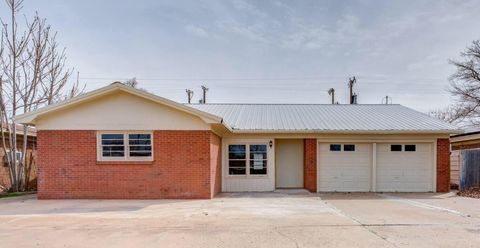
xmin=460 ymin=149 xmax=480 ymax=190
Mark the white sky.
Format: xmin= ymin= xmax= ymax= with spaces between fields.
xmin=1 ymin=0 xmax=479 ymax=112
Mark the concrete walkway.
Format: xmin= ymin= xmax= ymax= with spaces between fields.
xmin=0 ymin=191 xmax=479 ymax=248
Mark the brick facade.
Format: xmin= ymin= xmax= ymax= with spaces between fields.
xmin=303 ymin=139 xmax=317 ymax=192
xmin=210 ymin=133 xmax=222 ymax=197
xmin=436 ymin=138 xmax=450 ymax=192
xmin=37 ymin=130 xmax=221 ymax=199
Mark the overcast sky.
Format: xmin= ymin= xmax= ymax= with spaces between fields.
xmin=2 ymin=0 xmax=479 ymax=112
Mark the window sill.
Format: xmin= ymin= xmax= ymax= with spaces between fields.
xmin=96 ymin=160 xmax=154 ymax=165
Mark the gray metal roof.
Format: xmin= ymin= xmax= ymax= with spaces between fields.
xmin=187 ymin=104 xmax=460 ymax=133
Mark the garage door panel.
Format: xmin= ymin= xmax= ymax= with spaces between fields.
xmin=376 ymin=143 xmax=433 ymax=192
xmin=318 ymin=143 xmax=372 ymax=192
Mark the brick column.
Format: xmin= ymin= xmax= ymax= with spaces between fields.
xmin=436 ymin=138 xmax=450 ymax=192
xmin=304 ymin=139 xmax=317 ymax=192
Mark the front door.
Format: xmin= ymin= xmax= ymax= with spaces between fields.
xmin=275 ymin=139 xmax=304 ymax=188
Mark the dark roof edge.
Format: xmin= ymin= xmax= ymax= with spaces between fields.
xmin=451 ymin=130 xmax=480 ymax=137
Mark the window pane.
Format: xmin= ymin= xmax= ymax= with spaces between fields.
xmin=101 ymin=134 xmax=124 ymax=140
xmin=129 ymin=139 xmax=151 ymax=145
xmin=102 ymin=146 xmax=125 ymax=152
xmin=229 ymin=160 xmax=246 ymax=168
xmin=102 ymin=139 xmax=124 ymax=145
xmin=229 ymin=160 xmax=246 ymax=175
xmin=228 ymin=145 xmax=246 ymax=159
xmin=344 ymin=144 xmax=355 ymax=151
xmin=249 ymin=160 xmax=267 ymax=175
xmin=250 ymin=145 xmax=267 ymax=152
xmin=127 ymin=133 xmax=152 ymax=158
xmin=250 ymin=152 xmax=267 ymax=160
xmin=250 ymin=145 xmax=267 ymax=159
xmin=405 ymin=145 xmax=416 ymax=152
xmin=103 ymin=151 xmax=124 ymax=157
xmin=129 ymin=146 xmax=152 ymax=151
xmin=229 ymin=167 xmax=246 ymax=175
xmin=102 ymin=145 xmax=125 ymax=157
xmin=330 ymin=144 xmax=341 ymax=151
xmin=391 ymin=145 xmax=402 ymax=152
xmin=129 ymin=134 xmax=151 ymax=140
xmin=130 ymin=151 xmax=152 ymax=157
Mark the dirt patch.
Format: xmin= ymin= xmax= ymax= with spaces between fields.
xmin=457 ymin=187 xmax=480 ymax=199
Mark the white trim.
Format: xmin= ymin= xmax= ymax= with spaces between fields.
xmin=97 ymin=131 xmax=154 ymax=162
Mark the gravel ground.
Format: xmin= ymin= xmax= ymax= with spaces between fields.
xmin=458 ymin=187 xmax=480 ymax=198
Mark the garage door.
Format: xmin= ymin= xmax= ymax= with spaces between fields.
xmin=376 ymin=143 xmax=433 ymax=192
xmin=317 ymin=143 xmax=372 ymax=192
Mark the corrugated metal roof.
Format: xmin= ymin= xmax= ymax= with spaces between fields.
xmin=187 ymin=104 xmax=460 ymax=133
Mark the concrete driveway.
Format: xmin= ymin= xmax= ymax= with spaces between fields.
xmin=0 ymin=191 xmax=479 ymax=248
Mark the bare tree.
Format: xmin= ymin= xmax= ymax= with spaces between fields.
xmin=445 ymin=40 xmax=480 ymax=127
xmin=124 ymin=77 xmax=138 ymax=88
xmin=123 ymin=77 xmax=149 ymax=92
xmin=0 ymin=0 xmax=83 ymax=192
xmin=429 ymin=106 xmax=464 ymax=124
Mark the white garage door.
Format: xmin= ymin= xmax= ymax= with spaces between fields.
xmin=376 ymin=143 xmax=433 ymax=192
xmin=317 ymin=143 xmax=372 ymax=192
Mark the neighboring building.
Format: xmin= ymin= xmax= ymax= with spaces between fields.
xmin=450 ymin=130 xmax=480 ymax=188
xmin=0 ymin=125 xmax=37 ymax=191
xmin=14 ymin=82 xmax=460 ymax=199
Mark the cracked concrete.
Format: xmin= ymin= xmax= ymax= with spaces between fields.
xmin=0 ymin=191 xmax=479 ymax=248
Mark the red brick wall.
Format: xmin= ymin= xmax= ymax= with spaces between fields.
xmin=437 ymin=138 xmax=450 ymax=192
xmin=304 ymin=139 xmax=317 ymax=192
xmin=37 ymin=130 xmax=218 ymax=199
xmin=210 ymin=133 xmax=222 ymax=197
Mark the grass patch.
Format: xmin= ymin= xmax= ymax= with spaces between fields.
xmin=0 ymin=191 xmax=36 ymax=199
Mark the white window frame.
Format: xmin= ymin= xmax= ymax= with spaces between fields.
xmin=227 ymin=143 xmax=269 ymax=177
xmin=97 ymin=131 xmax=153 ymax=162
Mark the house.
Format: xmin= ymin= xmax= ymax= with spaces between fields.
xmin=14 ymin=82 xmax=460 ymax=199
xmin=0 ymin=125 xmax=37 ymax=191
xmin=450 ymin=130 xmax=480 ymax=189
